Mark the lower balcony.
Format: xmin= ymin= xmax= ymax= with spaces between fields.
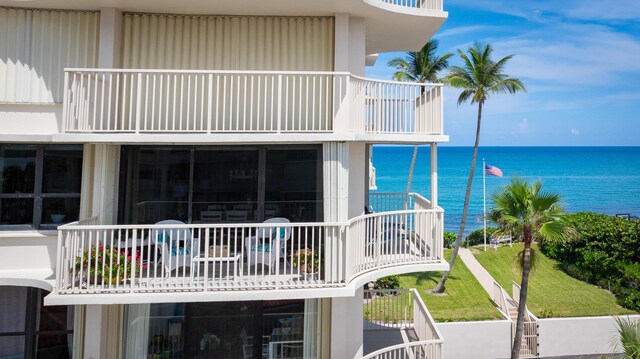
xmin=364 ymin=288 xmax=444 ymax=359
xmin=48 ymin=193 xmax=445 ymax=304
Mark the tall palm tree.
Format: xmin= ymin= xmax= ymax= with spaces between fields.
xmin=489 ymin=178 xmax=567 ymax=359
xmin=432 ymin=42 xmax=525 ymax=293
xmin=387 ymin=40 xmax=452 ymax=209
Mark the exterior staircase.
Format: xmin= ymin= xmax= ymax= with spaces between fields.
xmin=493 ymin=282 xmax=539 ymax=358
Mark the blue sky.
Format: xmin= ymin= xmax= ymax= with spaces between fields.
xmin=365 ymin=0 xmax=640 ymax=146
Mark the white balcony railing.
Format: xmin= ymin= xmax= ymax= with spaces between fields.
xmin=62 ymin=69 xmax=443 ymax=136
xmin=363 ymin=288 xmax=444 ymax=359
xmin=372 ymin=0 xmax=444 ymax=11
xmin=54 ymin=194 xmax=443 ymax=296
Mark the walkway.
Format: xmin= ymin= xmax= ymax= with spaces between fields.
xmin=458 ymin=247 xmax=505 ymax=298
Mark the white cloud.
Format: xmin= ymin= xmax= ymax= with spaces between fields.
xmin=436 ymin=25 xmax=502 ymax=38
xmin=570 ymin=128 xmax=580 ymax=135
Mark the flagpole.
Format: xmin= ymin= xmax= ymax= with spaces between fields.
xmin=483 ymin=158 xmax=487 ymax=252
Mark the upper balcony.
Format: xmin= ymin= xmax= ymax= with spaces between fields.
xmin=59 ymin=69 xmax=446 ymax=144
xmin=45 ymin=192 xmax=446 ymax=305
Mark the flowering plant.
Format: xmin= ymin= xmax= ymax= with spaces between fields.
xmin=74 ymin=244 xmax=146 ymax=285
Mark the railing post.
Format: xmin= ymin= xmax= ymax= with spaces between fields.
xmin=277 ymin=74 xmax=282 ymax=133
xmin=56 ymin=229 xmax=65 ymax=292
xmin=62 ymin=71 xmax=70 ymax=133
xmin=131 ymin=229 xmax=138 ymax=293
xmin=207 ymin=74 xmax=213 ymax=134
xmin=135 ymin=72 xmax=143 ymax=133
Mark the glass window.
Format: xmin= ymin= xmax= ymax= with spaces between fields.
xmin=193 ymin=149 xmax=259 ymax=223
xmin=0 ymin=286 xmax=74 ymax=359
xmin=123 ymin=299 xmax=314 ymax=359
xmin=0 ymin=144 xmax=83 ymax=229
xmin=118 ymin=145 xmax=322 ymax=226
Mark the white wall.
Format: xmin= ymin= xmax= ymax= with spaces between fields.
xmin=437 ymin=320 xmax=512 ymax=359
xmin=0 ymin=104 xmax=62 ymax=135
xmin=538 ymin=315 xmax=640 ymax=357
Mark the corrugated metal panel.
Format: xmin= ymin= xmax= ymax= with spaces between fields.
xmin=0 ymin=8 xmax=99 ymax=103
xmin=122 ymin=14 xmax=334 ymax=71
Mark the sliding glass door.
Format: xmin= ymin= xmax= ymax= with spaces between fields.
xmin=123 ymin=299 xmax=316 ymax=359
xmin=118 ymin=145 xmax=322 ymax=225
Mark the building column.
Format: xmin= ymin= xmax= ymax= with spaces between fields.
xmin=331 ymin=287 xmax=364 ymax=359
xmin=82 ymin=305 xmax=123 ymax=359
xmin=430 ymin=143 xmax=438 ymax=207
xmin=98 ymin=8 xmax=123 ymax=68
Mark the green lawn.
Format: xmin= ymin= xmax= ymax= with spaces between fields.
xmin=398 ymin=249 xmax=503 ymax=322
xmin=473 ymin=243 xmax=635 ymax=318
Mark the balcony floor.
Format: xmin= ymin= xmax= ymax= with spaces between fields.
xmin=364 ymin=324 xmax=420 ymax=356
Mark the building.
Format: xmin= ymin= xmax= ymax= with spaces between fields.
xmin=0 ymin=1 xmax=448 ymax=358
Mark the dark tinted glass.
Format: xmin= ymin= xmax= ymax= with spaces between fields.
xmin=0 ymin=336 xmax=25 ymax=358
xmin=265 ymin=149 xmax=321 ymax=222
xmin=38 ymin=291 xmax=73 ymax=332
xmin=193 ymin=149 xmax=258 ymax=223
xmin=0 ymin=198 xmax=34 ymax=225
xmin=42 ymin=145 xmax=83 ymax=193
xmin=0 ymin=286 xmax=27 ymax=332
xmin=35 ymin=334 xmax=73 ymax=358
xmin=41 ymin=198 xmax=80 ymax=225
xmin=0 ymin=145 xmax=36 ymax=194
xmin=121 ymin=147 xmax=191 ymax=224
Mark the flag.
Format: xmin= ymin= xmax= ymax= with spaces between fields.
xmin=485 ymin=164 xmax=503 ymax=177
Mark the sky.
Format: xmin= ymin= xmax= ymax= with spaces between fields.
xmin=365 ymin=0 xmax=640 ymax=146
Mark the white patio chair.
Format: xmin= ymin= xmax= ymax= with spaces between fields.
xmin=244 ymin=217 xmax=291 ymax=272
xmin=151 ymin=220 xmax=198 ymax=277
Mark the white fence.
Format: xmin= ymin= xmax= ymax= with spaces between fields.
xmin=55 ymin=204 xmax=444 ymax=295
xmin=512 ymin=281 xmax=539 ymax=357
xmin=62 ymin=69 xmax=443 ymax=136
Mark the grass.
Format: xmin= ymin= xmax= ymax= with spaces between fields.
xmin=397 ymin=249 xmax=504 ymax=322
xmin=473 ymin=243 xmax=635 ymax=318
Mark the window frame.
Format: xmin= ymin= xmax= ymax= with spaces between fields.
xmin=0 ymin=144 xmax=82 ymax=230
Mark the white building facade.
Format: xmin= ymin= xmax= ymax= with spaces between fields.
xmin=0 ymin=1 xmax=448 ymax=358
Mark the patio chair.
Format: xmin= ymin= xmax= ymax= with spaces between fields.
xmin=151 ymin=220 xmax=199 ymax=277
xmin=226 ymin=210 xmax=249 ymax=222
xmin=244 ymin=217 xmax=291 ymax=272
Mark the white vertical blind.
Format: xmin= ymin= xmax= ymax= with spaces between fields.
xmin=122 ymin=14 xmax=334 ymax=71
xmin=0 ymin=8 xmax=99 ymax=103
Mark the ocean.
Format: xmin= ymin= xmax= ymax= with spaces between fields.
xmin=371 ymin=146 xmax=640 ymax=233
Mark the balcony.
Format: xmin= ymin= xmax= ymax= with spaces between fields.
xmin=48 ymin=193 xmax=445 ymax=304
xmin=367 ymin=0 xmax=444 ymax=12
xmin=60 ymin=69 xmax=444 ymax=143
xmin=363 ymin=288 xmax=444 ymax=359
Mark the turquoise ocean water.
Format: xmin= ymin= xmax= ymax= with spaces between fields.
xmin=371 ymin=146 xmax=640 ymax=233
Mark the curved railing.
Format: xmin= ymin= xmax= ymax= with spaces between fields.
xmin=54 ymin=194 xmax=443 ymax=296
xmin=62 ymin=69 xmax=443 ymax=137
xmin=363 ymin=340 xmax=443 ymax=359
xmin=364 ymin=0 xmax=444 ymax=12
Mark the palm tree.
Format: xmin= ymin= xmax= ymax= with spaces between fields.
xmin=387 ymin=40 xmax=452 ymax=209
xmin=432 ymin=42 xmax=525 ymax=293
xmin=614 ymin=316 xmax=640 ymax=359
xmin=489 ymin=178 xmax=567 ymax=359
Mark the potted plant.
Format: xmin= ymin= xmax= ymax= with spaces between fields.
xmin=291 ymin=247 xmax=324 ymax=280
xmin=73 ymin=244 xmax=146 ymax=285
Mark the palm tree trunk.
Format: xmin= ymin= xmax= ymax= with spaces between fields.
xmin=512 ymin=231 xmax=533 ymax=359
xmin=432 ymin=101 xmax=483 ymax=293
xmin=403 ymin=145 xmax=419 ymax=210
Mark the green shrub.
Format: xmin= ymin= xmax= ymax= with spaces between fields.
xmin=541 ymin=212 xmax=640 ymax=312
xmin=374 ymin=275 xmax=400 ymax=290
xmin=465 ymin=227 xmax=499 ymax=247
xmin=443 ymin=231 xmax=456 ymax=248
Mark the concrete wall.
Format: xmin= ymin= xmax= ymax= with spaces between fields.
xmin=538 ymin=315 xmax=640 ymax=357
xmin=437 ymin=320 xmax=512 ymax=359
